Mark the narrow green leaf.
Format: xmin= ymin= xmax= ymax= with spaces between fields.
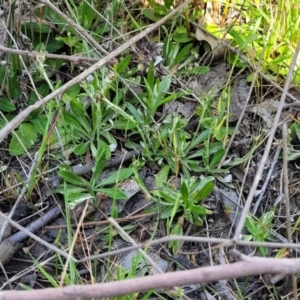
xmin=30 ymin=114 xmax=48 ymax=135
xmin=116 ymin=55 xmax=132 ymax=74
xmin=185 ymin=160 xmax=203 ymax=172
xmin=181 ymin=180 xmax=189 ymax=204
xmin=175 ymin=26 xmax=187 ymax=34
xmin=70 ymin=101 xmax=92 ymax=136
xmin=258 ymin=246 xmax=268 ymax=256
xmin=155 ymin=94 xmax=177 ymax=110
xmin=9 ymin=123 xmax=38 ymax=156
xmin=46 ymin=39 xmax=64 ymax=52
xmin=192 ymin=179 xmax=214 ymax=201
xmin=159 ymin=74 xmax=172 ymax=94
xmin=173 ymin=34 xmax=194 ymax=43
xmin=73 ymin=142 xmax=89 ymax=155
xmin=185 ymin=129 xmax=210 ymax=153
xmin=202 ymin=147 xmax=210 ymax=168
xmin=191 ymin=205 xmax=209 ymax=215
xmin=209 ymin=148 xmax=225 ymax=168
xmin=144 ymin=79 xmax=154 ymax=110
xmin=95 ymin=188 xmax=127 ymax=199
xmin=162 ymin=36 xmax=171 ymax=65
xmin=173 ymin=43 xmax=191 ymax=65
xmin=91 ymin=101 xmax=102 ymax=130
xmin=53 ymin=185 xmax=87 ymax=195
xmin=63 ymin=113 xmax=88 ymax=136
xmin=0 ymin=98 xmax=16 ymax=112
xmin=66 ymin=84 xmax=80 ymax=99
xmin=90 ymin=141 xmax=97 ymax=158
xmin=91 ymin=141 xmax=110 ymax=187
xmin=97 ymin=168 xmax=134 ymax=187
xmin=184 ymin=208 xmax=192 ymax=223
xmin=164 ymin=0 xmax=173 ymax=8
xmin=0 ymin=114 xmax=13 ymax=129
xmin=102 ymin=97 xmax=137 ymax=124
xmin=112 ymin=118 xmax=138 ymax=130
xmin=142 ymin=8 xmax=158 ymax=22
xmin=166 ymin=43 xmax=180 ymax=67
xmin=259 ymin=211 xmax=274 ymax=228
xmin=127 ymin=103 xmax=143 ymax=123
xmin=151 ymin=190 xmax=177 ymax=203
xmin=191 ymin=214 xmax=203 ymax=226
xmin=187 ymin=142 xmax=224 ymax=159
xmin=169 ymin=223 xmax=183 ymax=253
xmin=177 ymin=54 xmax=197 ymax=70
xmin=155 ymin=165 xmax=170 ymax=188
xmin=147 ymin=61 xmax=155 ymax=90
xmin=245 ymin=214 xmax=258 ymax=236
xmin=242 ymin=234 xmax=253 ymax=242
xmin=68 ymin=193 xmax=95 ymax=209
xmin=160 ymin=206 xmax=174 ymax=219
xmin=178 ymin=66 xmax=210 ymax=75
xmin=230 ymin=29 xmax=248 ymax=50
xmin=58 ymin=170 xmax=88 ymax=186
xmin=287 ymin=149 xmax=300 ymax=161
xmin=31 ymin=256 xmax=59 ymax=287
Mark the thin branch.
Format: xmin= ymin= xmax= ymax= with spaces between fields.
xmin=44 ymin=212 xmax=156 ymax=230
xmin=0 ymin=206 xmax=75 ymax=264
xmin=282 ymin=124 xmax=292 ymax=244
xmin=77 ymin=235 xmax=300 ymax=264
xmin=282 ymin=123 xmax=298 ymax=298
xmin=1 ymin=251 xmax=300 ymax=300
xmin=252 ymin=146 xmax=282 ymax=215
xmin=0 ymin=46 xmax=116 ymax=64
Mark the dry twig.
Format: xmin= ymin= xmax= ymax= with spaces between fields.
xmin=0 ymin=250 xmax=299 ymax=300
xmin=0 ymin=46 xmax=116 ymax=64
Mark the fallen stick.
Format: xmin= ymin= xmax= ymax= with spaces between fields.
xmin=0 ymin=206 xmax=63 ymax=265
xmin=0 ymin=250 xmax=299 ymax=300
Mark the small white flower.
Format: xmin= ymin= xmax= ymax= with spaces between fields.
xmin=85 ymin=74 xmax=94 ymax=83
xmin=109 ymin=144 xmax=117 ymax=152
